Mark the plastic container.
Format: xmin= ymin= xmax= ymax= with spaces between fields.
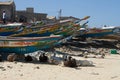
xmin=110 ymin=49 xmax=117 ymax=54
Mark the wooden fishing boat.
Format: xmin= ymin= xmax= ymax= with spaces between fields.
xmin=98 ymin=27 xmax=120 ymax=40
xmin=77 ymin=27 xmax=119 ymax=38
xmin=10 ymin=19 xmax=80 ymax=37
xmin=54 ymin=24 xmax=76 ymax=36
xmin=0 ymin=35 xmax=62 ymax=54
xmin=0 ymin=23 xmax=23 ymax=36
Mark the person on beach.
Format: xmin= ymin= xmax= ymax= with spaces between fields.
xmin=2 ymin=10 xmax=6 ymax=24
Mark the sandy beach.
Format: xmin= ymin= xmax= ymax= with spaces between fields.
xmin=0 ymin=53 xmax=120 ymax=80
xmin=1 ymin=1 xmax=120 ymax=80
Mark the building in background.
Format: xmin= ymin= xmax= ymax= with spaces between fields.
xmin=16 ymin=8 xmax=47 ymax=23
xmin=0 ymin=0 xmax=16 ymax=22
xmin=0 ymin=0 xmax=47 ymax=23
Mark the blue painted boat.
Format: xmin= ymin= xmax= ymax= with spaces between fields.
xmin=77 ymin=27 xmax=119 ymax=38
xmin=0 ymin=35 xmax=62 ymax=54
xmin=0 ymin=23 xmax=23 ymax=36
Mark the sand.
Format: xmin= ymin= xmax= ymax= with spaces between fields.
xmin=0 ymin=54 xmax=120 ymax=80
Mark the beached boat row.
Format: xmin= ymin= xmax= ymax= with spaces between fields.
xmin=0 ymin=16 xmax=120 ymax=56
xmin=0 ymin=17 xmax=83 ymax=54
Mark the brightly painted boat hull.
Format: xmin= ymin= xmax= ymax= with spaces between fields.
xmin=77 ymin=28 xmax=117 ymax=38
xmin=80 ymin=31 xmax=113 ymax=37
xmin=0 ymin=35 xmax=62 ymax=54
xmin=0 ymin=23 xmax=23 ymax=36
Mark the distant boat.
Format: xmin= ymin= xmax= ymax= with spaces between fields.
xmin=0 ymin=35 xmax=62 ymax=54
xmin=76 ymin=27 xmax=118 ymax=38
xmin=0 ymin=23 xmax=23 ymax=36
xmin=101 ymin=26 xmax=116 ymax=29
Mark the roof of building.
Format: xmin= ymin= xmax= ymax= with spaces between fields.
xmin=0 ymin=0 xmax=14 ymax=5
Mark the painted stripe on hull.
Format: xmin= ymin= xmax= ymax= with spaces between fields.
xmin=0 ymin=36 xmax=62 ymax=54
xmin=0 ymin=46 xmax=51 ymax=54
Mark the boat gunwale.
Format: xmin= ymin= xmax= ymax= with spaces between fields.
xmin=0 ymin=35 xmax=62 ymax=41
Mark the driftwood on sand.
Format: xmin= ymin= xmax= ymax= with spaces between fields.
xmin=7 ymin=53 xmax=17 ymax=62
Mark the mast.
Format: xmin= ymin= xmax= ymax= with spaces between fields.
xmin=58 ymin=9 xmax=62 ymax=20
